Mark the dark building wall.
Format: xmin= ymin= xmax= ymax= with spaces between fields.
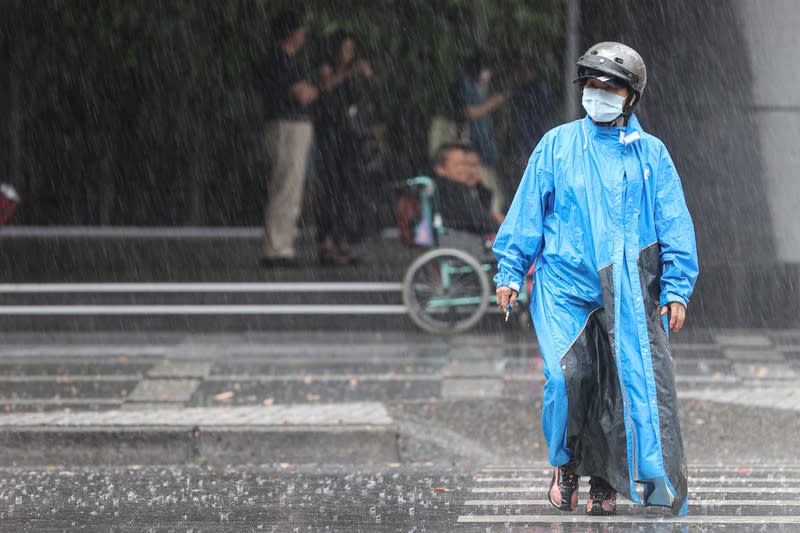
xmin=578 ymin=1 xmax=796 ymax=327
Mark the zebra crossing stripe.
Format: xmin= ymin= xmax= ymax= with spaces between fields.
xmin=475 ymin=477 xmax=799 ymax=483
xmin=471 ymin=486 xmax=800 ymax=494
xmin=483 ymin=463 xmax=800 ymax=468
xmin=463 ymin=499 xmax=800 ymax=507
xmin=457 ymin=515 xmax=800 ymax=524
xmin=482 ymin=465 xmax=800 ymax=472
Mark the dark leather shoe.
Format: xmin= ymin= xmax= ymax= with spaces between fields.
xmin=586 ymin=476 xmax=617 ymax=515
xmin=259 ymin=257 xmax=299 ymax=268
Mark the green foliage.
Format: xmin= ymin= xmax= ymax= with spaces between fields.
xmin=1 ymin=0 xmax=565 ymax=224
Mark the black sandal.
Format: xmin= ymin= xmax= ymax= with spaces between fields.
xmin=548 ymin=464 xmax=579 ymax=511
xmin=336 ymin=247 xmax=363 ymax=265
xmin=319 ymin=248 xmax=348 ymax=266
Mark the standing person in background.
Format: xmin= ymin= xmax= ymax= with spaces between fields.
xmin=494 ymin=42 xmax=698 ymax=516
xmin=462 ymin=145 xmax=504 ymax=229
xmin=258 ymin=11 xmax=318 ymax=268
xmin=508 ymin=54 xmax=555 ymax=193
xmin=314 ymin=31 xmax=375 ymax=265
xmin=451 ymin=51 xmax=506 ymax=210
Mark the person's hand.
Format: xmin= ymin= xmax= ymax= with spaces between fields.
xmin=357 ymin=59 xmax=373 ymax=78
xmin=660 ymin=301 xmax=686 ymax=332
xmin=489 ymin=92 xmax=506 ymax=106
xmin=496 ymin=286 xmax=518 ymax=312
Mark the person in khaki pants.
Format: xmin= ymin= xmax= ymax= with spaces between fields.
xmin=258 ymin=11 xmax=318 ymax=267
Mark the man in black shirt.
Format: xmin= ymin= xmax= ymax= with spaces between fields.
xmin=433 ymin=142 xmax=503 ymax=259
xmin=258 ymin=11 xmax=319 ymax=267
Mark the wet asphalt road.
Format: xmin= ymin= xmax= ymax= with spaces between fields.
xmin=0 ymin=329 xmax=797 ymax=531
xmin=2 ymin=463 xmax=800 ymax=532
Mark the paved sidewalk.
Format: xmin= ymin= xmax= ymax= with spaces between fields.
xmin=0 ymin=327 xmax=796 ymax=466
xmin=0 ymin=328 xmax=796 ymax=424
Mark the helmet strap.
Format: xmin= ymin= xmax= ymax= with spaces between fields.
xmin=621 ymin=92 xmax=638 ymax=118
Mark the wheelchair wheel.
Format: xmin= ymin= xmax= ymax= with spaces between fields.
xmin=402 ymin=247 xmax=491 ymax=334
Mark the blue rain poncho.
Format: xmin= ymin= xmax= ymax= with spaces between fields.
xmin=493 ymin=114 xmax=698 ymax=515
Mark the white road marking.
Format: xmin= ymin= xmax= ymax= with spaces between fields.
xmin=462 ymin=462 xmax=800 ymax=525
xmin=0 ymin=282 xmax=403 ymax=293
xmin=0 ymin=346 xmax=168 ymax=357
xmin=482 ymin=464 xmax=800 ymax=471
xmin=0 ymin=304 xmax=408 ymax=315
xmin=463 ymin=499 xmax=800 ymax=507
xmin=0 ymin=226 xmax=263 ymax=238
xmin=471 ymin=486 xmax=800 ymax=494
xmin=204 ymin=374 xmax=441 ymax=382
xmin=457 ymin=515 xmax=800 ymax=524
xmin=475 ymin=476 xmax=798 ymax=483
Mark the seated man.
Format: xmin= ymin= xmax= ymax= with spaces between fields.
xmin=432 ymin=142 xmax=502 ymax=259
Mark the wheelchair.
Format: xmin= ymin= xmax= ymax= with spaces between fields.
xmin=399 ymin=176 xmax=529 ymax=334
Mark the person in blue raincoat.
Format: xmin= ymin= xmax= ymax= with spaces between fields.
xmin=493 ymin=42 xmax=698 ymax=517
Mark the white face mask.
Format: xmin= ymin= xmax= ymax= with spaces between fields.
xmin=582 ymin=88 xmax=626 ymax=123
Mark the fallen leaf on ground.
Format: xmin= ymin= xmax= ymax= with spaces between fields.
xmin=434 ymin=487 xmax=451 ymax=492
xmin=213 ymin=391 xmax=234 ymax=401
xmin=263 ymin=397 xmax=274 ymax=406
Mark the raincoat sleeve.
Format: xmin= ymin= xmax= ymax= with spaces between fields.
xmin=654 ymin=145 xmax=699 ymax=307
xmin=492 ymin=143 xmax=554 ymax=293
